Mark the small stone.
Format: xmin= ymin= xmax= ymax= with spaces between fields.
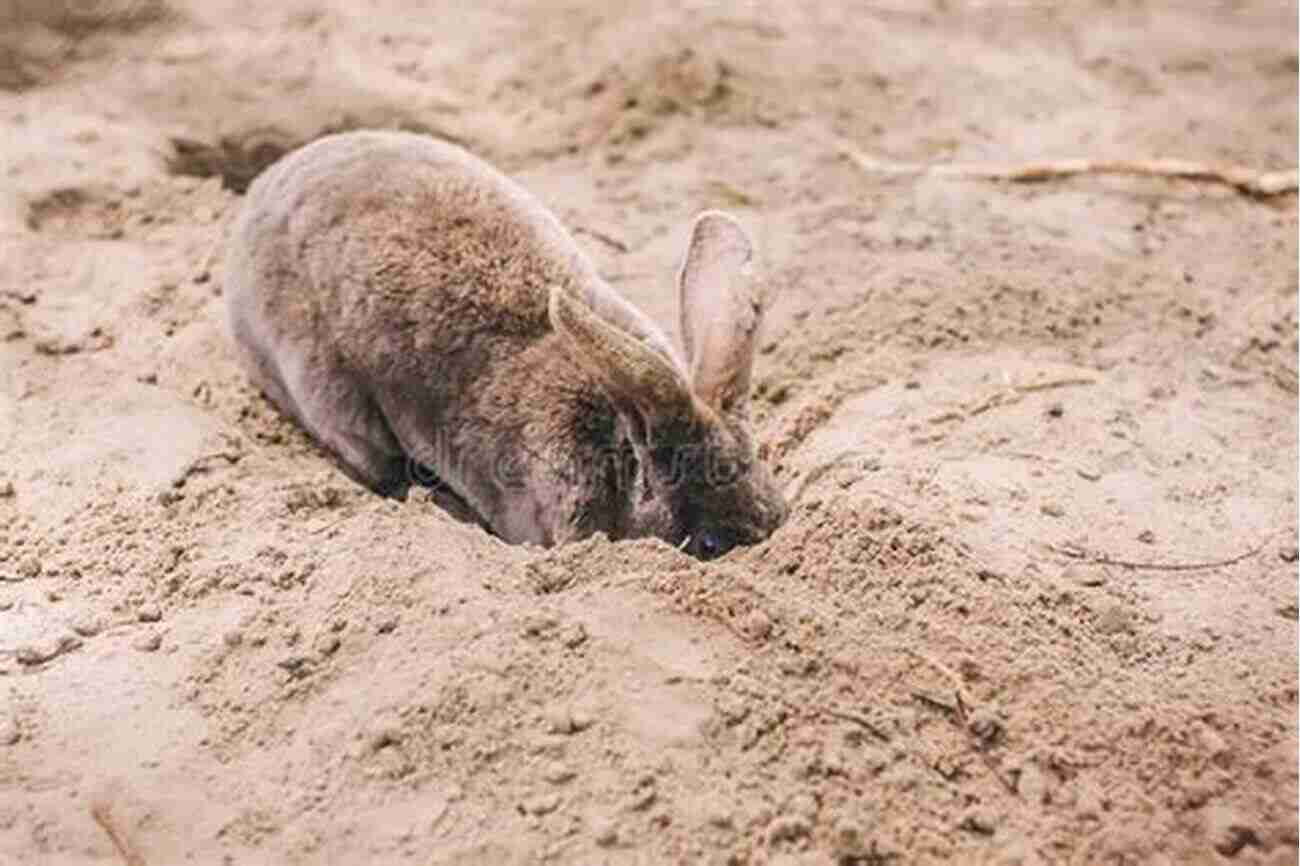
xmin=316 ymin=634 xmax=341 ymax=657
xmin=1182 ymin=779 xmax=1216 ymax=810
xmin=995 ymin=840 xmax=1045 ymax=866
xmin=766 ymin=815 xmax=810 ymax=845
xmin=277 ymin=655 xmax=313 ymax=675
xmin=742 ymin=609 xmax=773 ymax=640
xmin=593 ymin=819 xmax=619 ymax=847
xmin=543 ymin=761 xmax=576 ymax=784
xmin=1017 ymin=764 xmax=1050 ymax=805
xmin=1096 ymin=603 xmax=1131 ymax=635
xmin=1074 ymin=784 xmax=1104 ymax=820
xmin=524 ymin=793 xmax=561 ymax=816
xmin=72 ymin=619 xmax=101 ymax=638
xmin=570 ymin=707 xmax=594 ymax=732
xmin=626 ymin=787 xmax=657 ymax=812
xmin=136 ymin=371 xmax=158 ymax=385
xmin=561 ymin=623 xmax=588 ymax=649
xmin=522 ymin=614 xmax=559 ymax=637
xmin=831 ymin=820 xmax=866 ymax=859
xmin=1199 ymin=726 xmax=1230 ymax=762
xmin=958 ymin=807 xmax=997 ymax=835
xmin=376 ymin=617 xmax=398 ymax=634
xmin=545 ymin=706 xmax=577 ymax=735
xmin=1040 ymin=502 xmax=1065 ymax=518
xmin=968 ymin=710 xmax=1004 ymax=747
xmin=1136 ymin=529 xmax=1156 ymax=545
xmin=1206 ymin=806 xmax=1259 ymax=857
xmin=763 ymin=380 xmax=792 ymax=404
xmin=1076 ymin=467 xmax=1102 ymax=481
xmin=1063 ymin=564 xmax=1106 ymax=587
xmin=137 ymin=603 xmax=162 ymax=623
xmin=133 ymin=632 xmax=162 ymax=653
xmin=223 ymin=629 xmax=243 ymax=648
xmin=707 ymin=809 xmax=734 ymax=830
xmin=1045 ymin=402 xmax=1064 ymax=418
xmin=0 ymin=716 xmax=19 ymax=745
xmin=368 ymin=725 xmax=402 ymax=753
xmin=787 ymin=793 xmax=818 ymax=822
xmin=0 ymin=481 xmax=14 ymax=498
xmin=779 ymin=656 xmax=811 ymax=677
xmin=1279 ymin=545 xmax=1299 ymax=563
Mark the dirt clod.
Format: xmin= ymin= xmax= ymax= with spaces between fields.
xmin=16 ymin=634 xmax=81 ymax=665
xmin=524 ymin=793 xmax=561 ymax=816
xmin=0 ymin=716 xmax=19 ymax=746
xmin=132 ymin=632 xmax=161 ymax=653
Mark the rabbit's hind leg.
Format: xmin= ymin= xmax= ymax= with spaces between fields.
xmin=372 ymin=395 xmax=501 ymax=531
xmin=227 ymin=292 xmax=410 ymax=497
xmin=277 ymin=351 xmax=412 ymax=499
xmin=317 ymin=424 xmax=411 ymax=500
xmin=307 ymin=395 xmax=411 ymax=499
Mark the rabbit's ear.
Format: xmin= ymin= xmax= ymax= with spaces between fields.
xmin=677 ymin=211 xmax=761 ymax=416
xmin=549 ymin=287 xmax=695 ymax=419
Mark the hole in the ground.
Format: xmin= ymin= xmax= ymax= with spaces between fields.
xmin=165 ymin=120 xmax=461 ymax=194
xmin=25 ymin=187 xmax=90 ymax=230
xmin=166 ymin=132 xmax=295 ymax=195
xmin=24 ymin=186 xmax=128 ymax=238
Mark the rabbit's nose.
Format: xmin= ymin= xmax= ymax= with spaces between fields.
xmin=687 ymin=528 xmax=732 ymax=560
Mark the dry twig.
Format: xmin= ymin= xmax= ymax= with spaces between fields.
xmin=90 ymin=801 xmax=145 ymax=866
xmin=905 ymin=649 xmax=1019 ymax=797
xmin=825 ymin=707 xmax=892 ymax=743
xmin=1047 ymin=537 xmax=1271 ymax=572
xmin=786 ymin=447 xmax=876 ymax=506
xmin=572 ymin=225 xmax=630 ymax=253
xmin=1015 ymin=377 xmax=1096 ymax=393
xmin=834 ymin=140 xmax=1299 ymax=197
xmin=960 ymin=377 xmax=1095 ymax=420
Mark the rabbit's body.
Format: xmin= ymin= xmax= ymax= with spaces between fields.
xmin=225 ymin=130 xmax=785 ymax=557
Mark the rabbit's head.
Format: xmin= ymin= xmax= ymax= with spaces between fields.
xmin=549 ymin=211 xmax=787 ymax=559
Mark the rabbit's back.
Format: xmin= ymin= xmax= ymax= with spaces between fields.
xmin=230 ymin=130 xmax=599 ymax=373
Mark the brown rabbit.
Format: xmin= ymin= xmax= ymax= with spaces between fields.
xmin=223 ymin=130 xmax=785 ymax=558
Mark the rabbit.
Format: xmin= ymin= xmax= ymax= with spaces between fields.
xmin=222 ymin=129 xmax=786 ymax=559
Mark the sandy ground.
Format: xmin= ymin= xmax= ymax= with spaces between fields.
xmin=1 ymin=1 xmax=1298 ymax=864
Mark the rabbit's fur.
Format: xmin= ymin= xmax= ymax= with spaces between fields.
xmin=224 ymin=130 xmax=786 ymax=558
